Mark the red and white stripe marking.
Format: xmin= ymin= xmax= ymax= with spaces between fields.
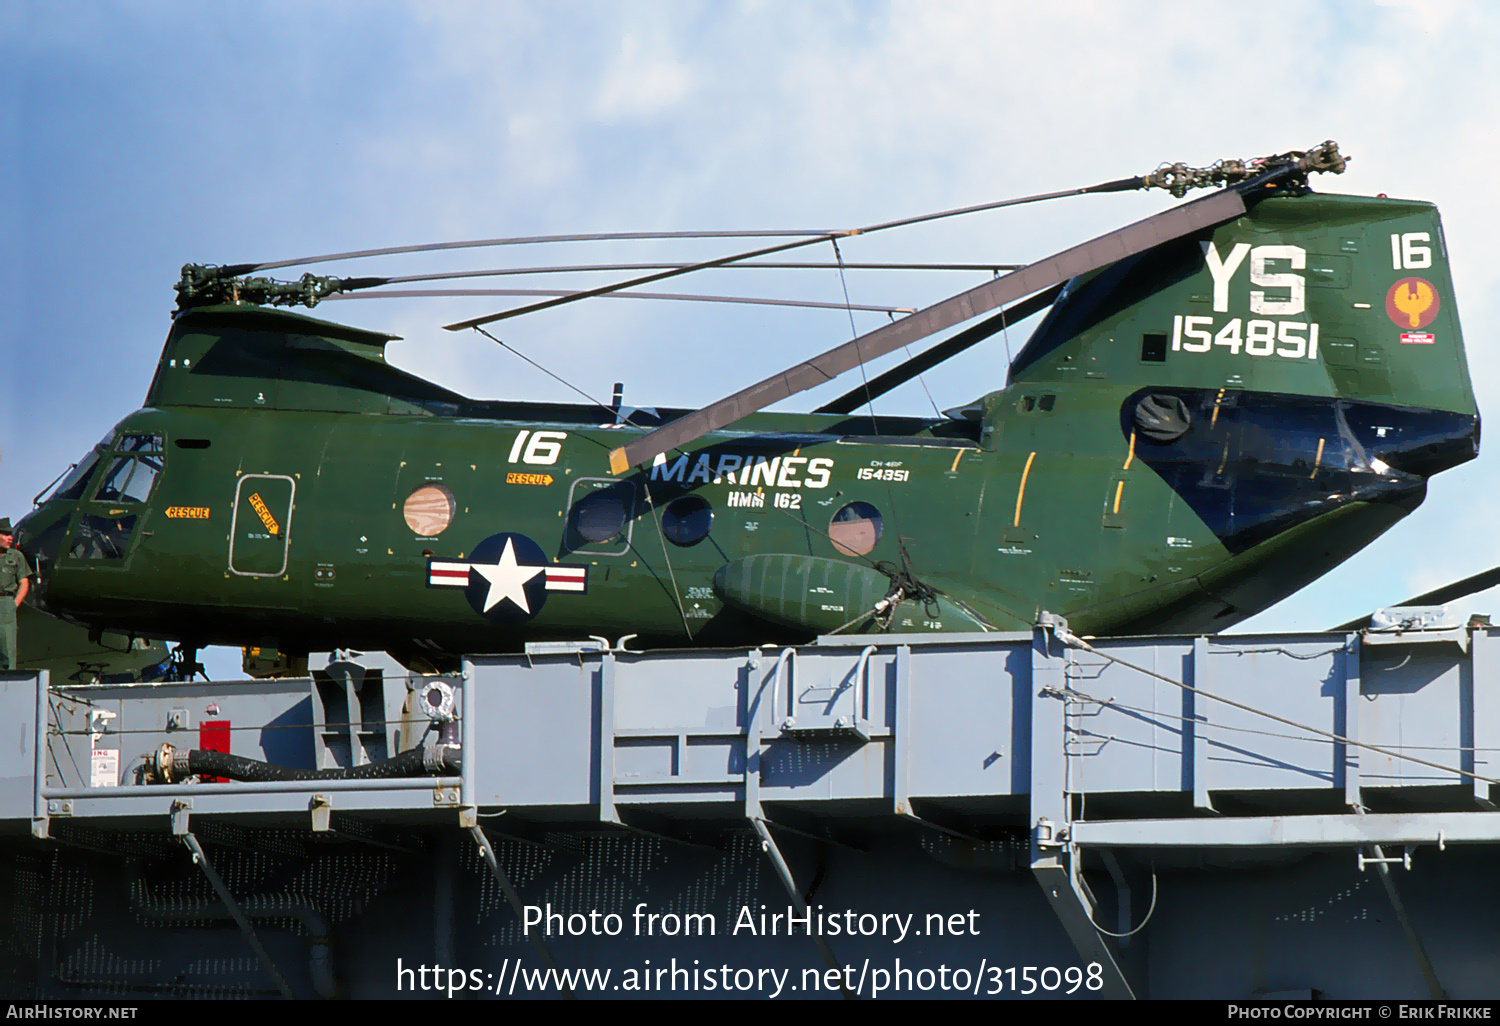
xmin=545 ymin=567 xmax=587 ymax=593
xmin=428 ymin=561 xmax=472 ymax=586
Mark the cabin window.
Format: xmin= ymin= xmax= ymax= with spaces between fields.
xmin=829 ymin=501 xmax=883 ymax=557
xmin=404 ymin=483 xmax=456 ymax=537
xmin=571 ymin=490 xmax=628 ymax=543
xmin=661 ymin=495 xmax=713 ymax=546
xmin=93 ymin=456 xmax=160 ymax=504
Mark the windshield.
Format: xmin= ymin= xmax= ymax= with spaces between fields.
xmin=44 ymin=448 xmax=104 ymax=503
xmin=42 ymin=431 xmax=167 ymax=505
xmin=94 ymin=454 xmax=162 ymax=504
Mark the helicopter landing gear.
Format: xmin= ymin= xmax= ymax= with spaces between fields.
xmin=164 ymin=643 xmax=206 ymax=682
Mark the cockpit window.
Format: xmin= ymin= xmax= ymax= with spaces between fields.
xmin=118 ymin=434 xmax=163 ymax=454
xmin=94 ymin=455 xmax=161 ymax=504
xmin=44 ymin=450 xmax=104 ymax=503
xmin=42 ymin=431 xmax=116 ymax=504
xmin=71 ymin=514 xmax=137 ymax=561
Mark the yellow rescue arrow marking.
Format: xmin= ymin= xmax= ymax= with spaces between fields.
xmin=248 ymin=492 xmax=279 ymax=535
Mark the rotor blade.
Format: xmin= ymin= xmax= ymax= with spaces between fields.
xmin=1327 ymin=567 xmax=1500 ymax=632
xmin=606 ymin=185 xmax=1248 ymax=474
xmin=444 ymin=179 xmax=1149 ymax=332
xmin=327 ymin=288 xmax=916 ymax=314
xmin=815 ymin=284 xmax=1063 ymax=415
xmin=381 ymin=261 xmax=1023 ymax=282
xmin=242 ymin=230 xmax=839 ymax=273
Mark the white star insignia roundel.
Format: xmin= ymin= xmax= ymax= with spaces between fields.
xmin=471 ymin=539 xmax=542 ymax=613
xmin=426 ymin=532 xmax=588 ymax=623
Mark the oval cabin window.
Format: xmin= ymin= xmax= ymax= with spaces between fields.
xmin=829 ymin=501 xmax=883 ymax=557
xmin=661 ymin=495 xmax=713 ymax=547
xmin=404 ymin=483 xmax=456 ymax=536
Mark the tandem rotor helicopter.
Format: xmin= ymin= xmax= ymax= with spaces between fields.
xmin=14 ymin=141 xmax=1486 ymax=675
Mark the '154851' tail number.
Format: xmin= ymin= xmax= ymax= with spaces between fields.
xmin=858 ymin=467 xmax=910 ymax=482
xmin=1173 ymin=316 xmax=1320 ymax=360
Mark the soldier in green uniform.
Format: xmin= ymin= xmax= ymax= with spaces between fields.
xmin=0 ymin=518 xmax=33 ymax=670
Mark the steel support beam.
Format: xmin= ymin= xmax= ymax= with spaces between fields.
xmin=1368 ymin=843 xmax=1446 ymax=1000
xmin=1029 ymin=618 xmax=1135 ymax=1000
xmin=1188 ymin=637 xmax=1213 ymax=811
xmin=31 ymin=671 xmax=47 ymax=839
xmin=179 ymin=829 xmax=295 ymax=1000
xmin=598 ymin=652 xmax=619 ymax=824
xmin=748 ymin=817 xmax=854 ymax=1000
xmin=469 ymin=824 xmax=574 ymax=999
xmin=1072 ymin=811 xmax=1500 ymax=848
xmin=1344 ymin=636 xmax=1362 ymax=809
xmin=1470 ymin=629 xmax=1497 ymax=808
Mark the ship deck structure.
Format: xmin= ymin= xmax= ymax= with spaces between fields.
xmin=3 ymin=612 xmax=1498 ymax=999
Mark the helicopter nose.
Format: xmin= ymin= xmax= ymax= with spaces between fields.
xmin=16 ymin=505 xmax=69 ymax=585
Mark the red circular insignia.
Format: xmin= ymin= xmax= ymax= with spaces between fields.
xmin=1385 ymin=277 xmax=1440 ymax=330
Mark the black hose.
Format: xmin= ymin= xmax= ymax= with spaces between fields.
xmin=185 ymin=746 xmax=458 ymax=782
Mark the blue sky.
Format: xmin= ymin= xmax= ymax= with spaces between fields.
xmin=8 ymin=1 xmax=1500 ymax=675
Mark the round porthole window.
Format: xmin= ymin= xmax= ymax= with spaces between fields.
xmin=829 ymin=501 xmax=882 ymax=557
xmin=404 ymin=483 xmax=456 ymax=537
xmin=661 ymin=495 xmax=713 ymax=546
xmin=571 ymin=489 xmax=628 ymax=543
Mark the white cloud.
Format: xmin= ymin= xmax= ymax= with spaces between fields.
xmin=594 ymin=28 xmax=693 ymax=121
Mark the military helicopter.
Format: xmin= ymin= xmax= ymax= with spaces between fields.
xmin=13 ymin=142 xmax=1482 ymax=672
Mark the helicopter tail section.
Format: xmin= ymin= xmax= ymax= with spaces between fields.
xmin=996 ymin=189 xmax=1478 ymax=634
xmin=1008 ymin=190 xmax=1477 ymax=420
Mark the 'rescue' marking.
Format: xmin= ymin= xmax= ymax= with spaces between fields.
xmin=248 ymin=493 xmax=279 ymax=535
